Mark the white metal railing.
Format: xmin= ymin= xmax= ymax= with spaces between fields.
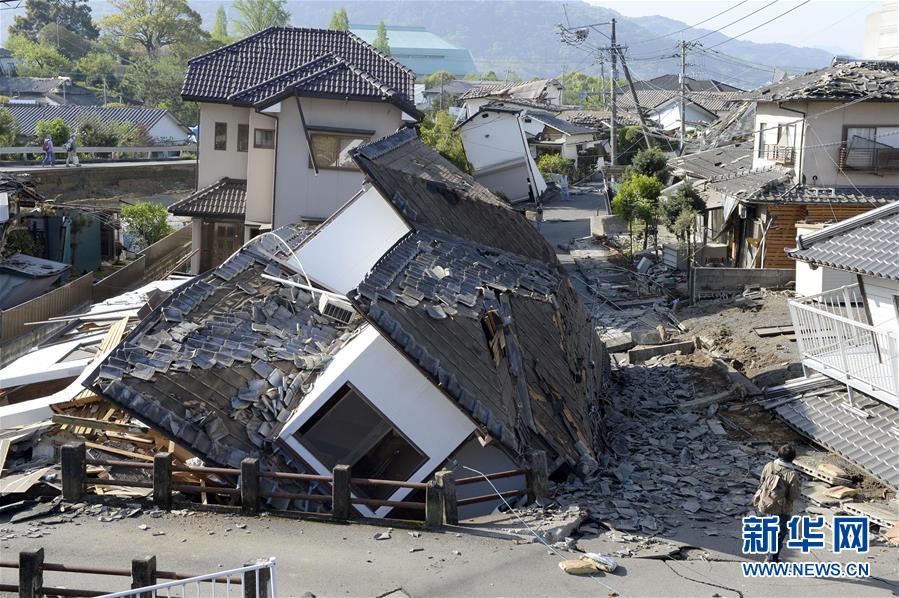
xmin=789 ymin=284 xmax=899 ymax=406
xmin=98 ymin=558 xmax=277 ymax=598
xmin=0 ymin=144 xmax=196 ymax=157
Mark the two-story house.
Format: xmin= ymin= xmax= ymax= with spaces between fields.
xmin=169 ymin=27 xmax=422 ymax=273
xmin=725 ymin=59 xmax=899 ymax=269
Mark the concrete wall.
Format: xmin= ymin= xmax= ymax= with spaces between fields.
xmin=245 ymin=110 xmax=278 ymax=226
xmin=17 ymin=162 xmax=195 ymax=199
xmin=273 ymin=97 xmax=404 ymax=224
xmin=862 ymin=274 xmax=899 ymax=336
xmin=655 ymin=102 xmax=716 ymax=131
xmin=691 ymin=267 xmax=795 ymax=301
xmin=864 ymin=2 xmax=899 ymax=60
xmin=279 ymin=325 xmax=477 ymax=518
xmin=296 ymin=186 xmax=410 ymax=294
xmin=197 ymin=103 xmax=250 ymax=189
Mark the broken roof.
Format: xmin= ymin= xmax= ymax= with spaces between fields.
xmin=750 ymin=185 xmax=899 ymax=205
xmin=181 ymin=27 xmax=419 ymax=118
xmin=351 ymin=225 xmax=599 ymax=469
xmin=746 ymin=60 xmax=899 ymax=103
xmin=353 ymin=127 xmax=557 ymax=263
xmin=618 ymin=75 xmax=743 ymax=93
xmin=169 ymin=178 xmax=247 ymax=219
xmin=701 ymin=101 xmax=757 ymax=149
xmin=670 ymin=143 xmax=754 ymax=181
xmin=787 ymin=200 xmax=899 ymax=280
xmin=615 ymin=90 xmax=742 ymax=114
xmin=85 ymin=225 xmax=360 ymax=504
xmin=459 ymin=78 xmax=562 ymax=102
xmin=528 ymin=112 xmax=597 ymax=135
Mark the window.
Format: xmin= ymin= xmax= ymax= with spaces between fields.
xmin=214 ymin=122 xmax=227 ymax=151
xmin=254 ymin=128 xmax=275 ymax=149
xmin=844 ymin=126 xmax=899 ymax=171
xmin=757 ymin=122 xmax=767 ymax=158
xmin=295 ymin=385 xmax=427 ymax=500
xmin=309 ymin=132 xmax=369 ymax=170
xmin=237 ymin=124 xmax=249 ymax=152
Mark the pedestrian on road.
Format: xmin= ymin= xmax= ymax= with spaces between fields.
xmin=64 ymin=134 xmax=81 ymax=167
xmin=753 ymin=443 xmax=801 ymax=562
xmin=41 ymin=136 xmax=55 ymax=167
xmin=535 ymin=202 xmax=544 ymax=232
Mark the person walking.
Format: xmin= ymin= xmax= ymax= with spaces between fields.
xmin=65 ymin=134 xmax=81 ymax=167
xmin=535 ymin=201 xmax=544 ymax=232
xmin=41 ymin=136 xmax=55 ymax=167
xmin=753 ymin=443 xmax=801 ymax=562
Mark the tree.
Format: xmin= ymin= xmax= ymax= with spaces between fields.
xmin=121 ymin=202 xmax=172 ymax=247
xmin=613 ymin=173 xmax=661 ymax=256
xmin=424 ymin=70 xmax=454 ymax=90
xmin=617 ymin=125 xmax=648 ymax=165
xmin=37 ymin=23 xmax=93 ymax=60
xmin=100 ymin=0 xmax=205 ymax=60
xmin=75 ymin=51 xmax=120 ymax=92
xmin=6 ymin=34 xmax=73 ymax=77
xmin=661 ymin=182 xmax=705 ymax=240
xmin=0 ymin=109 xmax=18 ymax=147
xmin=420 ymin=110 xmax=470 ymax=173
xmin=628 ymin=146 xmax=669 ymax=183
xmin=537 ymin=153 xmax=573 ymax=179
xmin=76 ymin=115 xmax=119 ymax=147
xmin=122 ymin=56 xmax=197 ymax=124
xmin=372 ymin=20 xmax=390 ymax=55
xmin=35 ymin=117 xmax=71 ymax=146
xmin=211 ymin=5 xmax=231 ymax=43
xmin=328 ymin=7 xmax=349 ymax=31
xmin=232 ymin=0 xmax=291 ymax=38
xmin=10 ymin=0 xmax=99 ymax=42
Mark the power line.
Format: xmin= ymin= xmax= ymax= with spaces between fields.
xmin=687 ymin=0 xmax=780 ymax=43
xmin=631 ymin=0 xmax=750 ymax=45
xmin=705 ymin=0 xmax=812 ymax=49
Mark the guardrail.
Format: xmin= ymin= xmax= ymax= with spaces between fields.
xmin=60 ymin=442 xmax=544 ymax=527
xmin=0 ymin=144 xmax=197 ymax=158
xmin=0 ymin=549 xmax=274 ymax=598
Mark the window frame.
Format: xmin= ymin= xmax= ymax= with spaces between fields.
xmin=253 ymin=128 xmax=275 ymax=149
xmin=237 ymin=124 xmax=249 ymax=152
xmin=757 ymin=121 xmax=767 ymax=159
xmin=308 ymin=131 xmax=371 ymax=171
xmin=213 ymin=122 xmax=227 ymax=151
xmin=841 ymin=124 xmax=899 ymax=172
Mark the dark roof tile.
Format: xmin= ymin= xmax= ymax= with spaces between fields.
xmin=169 ymin=178 xmax=247 ymax=218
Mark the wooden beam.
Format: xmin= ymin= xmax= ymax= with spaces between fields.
xmin=84 ymin=441 xmax=153 ymax=461
xmin=52 ymin=414 xmax=149 ymax=434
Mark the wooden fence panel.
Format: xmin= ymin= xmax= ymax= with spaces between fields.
xmin=92 ymin=256 xmax=146 ymax=303
xmin=0 ymin=273 xmax=93 ymax=342
xmin=141 ymin=226 xmax=191 ymax=266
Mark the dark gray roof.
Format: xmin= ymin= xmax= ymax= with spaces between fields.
xmin=752 ymin=185 xmax=899 ymax=205
xmin=746 ymin=60 xmax=899 ymax=103
xmin=787 ymin=200 xmax=899 ymax=280
xmin=353 ymin=128 xmax=557 ymax=263
xmin=671 ymin=143 xmax=753 ymax=181
xmin=458 ymin=79 xmax=562 ymax=102
xmin=351 ymin=226 xmax=599 ymax=468
xmin=86 ymin=225 xmax=353 ymax=507
xmin=559 ymin=109 xmax=641 ymax=128
xmin=617 ymin=75 xmax=743 ymax=93
xmin=4 ymin=105 xmax=186 ymax=137
xmin=707 ymin=168 xmax=792 ymax=199
xmin=169 ymin=178 xmax=247 ymax=219
xmin=181 ymin=27 xmax=419 ymax=117
xmin=529 ymin=112 xmax=597 ymax=135
xmin=616 ymin=90 xmax=742 ymax=113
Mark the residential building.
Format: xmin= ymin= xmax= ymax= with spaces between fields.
xmin=420 ymin=79 xmax=496 ymax=109
xmin=777 ymin=201 xmax=899 ymax=487
xmin=86 ymin=128 xmax=607 ymax=518
xmin=4 ymin=105 xmax=190 ymax=142
xmin=616 ymin=90 xmax=743 ymax=133
xmin=349 ymin=24 xmax=477 ymax=77
xmin=864 ymin=1 xmax=899 ymax=61
xmin=459 ymin=79 xmax=565 ymax=116
xmin=455 ymin=104 xmax=548 ymax=202
xmin=0 ymin=77 xmax=102 ymax=105
xmin=172 ymin=27 xmax=422 ymax=273
xmin=719 ymin=59 xmax=899 ymax=268
xmin=0 ymin=48 xmax=16 ymax=77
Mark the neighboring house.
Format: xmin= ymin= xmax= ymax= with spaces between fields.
xmin=712 ymin=59 xmax=899 ymax=269
xmin=349 ymin=24 xmax=477 ymax=77
xmin=0 ymin=77 xmax=102 ymax=105
xmin=620 ymin=74 xmax=743 ymax=94
xmin=0 ymin=49 xmax=17 ymax=77
xmin=455 ymin=105 xmax=548 ymax=202
xmin=616 ymin=89 xmax=743 ymax=133
xmin=777 ymin=201 xmax=899 ymax=487
xmin=4 ymin=105 xmax=190 ymax=142
xmin=86 ymin=128 xmax=607 ymax=519
xmin=420 ymin=79 xmax=496 ymax=109
xmin=173 ymin=26 xmax=421 ymax=274
xmin=864 ymin=1 xmax=898 ymax=61
xmin=459 ymin=79 xmax=565 ymax=116
xmin=522 ymin=111 xmax=597 ymax=166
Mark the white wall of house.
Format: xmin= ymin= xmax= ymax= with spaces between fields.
xmin=861 ymin=275 xmax=899 ymax=337
xmin=794 ymin=261 xmax=857 ymax=297
xmin=245 ymin=110 xmax=278 ymax=226
xmin=654 ymin=101 xmax=717 ymax=132
xmin=273 ymin=97 xmax=404 ymax=225
xmin=197 ymin=103 xmax=250 ymax=189
xmin=148 ymin=114 xmax=191 ymax=142
xmin=190 ymin=218 xmax=202 ymax=274
xmin=279 ymin=325 xmax=477 ymax=518
xmin=296 ymin=185 xmax=411 ymax=294
xmin=751 ymin=103 xmax=807 ymax=176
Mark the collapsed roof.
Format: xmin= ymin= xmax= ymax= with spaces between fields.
xmin=459 ymin=79 xmax=562 ymax=103
xmin=746 ymin=60 xmax=899 ymax=103
xmin=617 ymin=75 xmax=743 ymax=93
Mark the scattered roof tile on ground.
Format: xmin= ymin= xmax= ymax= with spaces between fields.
xmin=169 ymin=178 xmax=247 ymax=219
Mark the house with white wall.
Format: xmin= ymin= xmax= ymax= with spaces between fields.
xmin=87 ymin=128 xmax=607 ymax=519
xmin=170 ymin=27 xmax=421 ymax=273
xmin=455 ymin=105 xmax=547 ymax=202
xmin=458 ymin=79 xmax=565 ymax=116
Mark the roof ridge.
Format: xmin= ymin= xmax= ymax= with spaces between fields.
xmin=353 ymin=126 xmax=418 ymax=161
xmin=796 ymin=200 xmax=899 ymax=249
xmin=227 ymin=53 xmax=338 ymax=101
xmin=345 ymin=30 xmax=415 ymax=78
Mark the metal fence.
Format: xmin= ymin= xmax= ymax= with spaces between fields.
xmin=99 ymin=559 xmax=277 ymax=598
xmin=0 ymin=144 xmax=196 ymax=158
xmin=0 ymin=273 xmax=93 ymax=342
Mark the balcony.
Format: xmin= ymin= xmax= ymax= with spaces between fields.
xmin=763 ymin=145 xmax=795 ymax=165
xmin=838 ymin=144 xmax=899 ymax=173
xmin=789 ymin=284 xmax=899 ymax=408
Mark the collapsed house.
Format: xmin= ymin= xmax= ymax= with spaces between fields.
xmin=84 ymin=128 xmax=608 ymax=518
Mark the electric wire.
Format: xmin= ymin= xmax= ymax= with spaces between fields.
xmin=687 ymin=0 xmax=780 ymax=44
xmin=705 ymin=0 xmax=812 ymax=49
xmin=631 ymin=0 xmax=750 ymax=46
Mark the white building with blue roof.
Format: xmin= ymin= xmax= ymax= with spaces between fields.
xmin=350 ymin=24 xmax=477 ymax=77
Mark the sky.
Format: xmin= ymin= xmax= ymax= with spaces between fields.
xmin=592 ymin=0 xmax=880 ymax=56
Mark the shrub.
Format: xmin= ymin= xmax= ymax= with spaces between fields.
xmin=121 ymin=202 xmax=172 ymax=247
xmin=35 ymin=118 xmax=70 ymax=146
xmin=537 ymin=153 xmax=574 ymax=179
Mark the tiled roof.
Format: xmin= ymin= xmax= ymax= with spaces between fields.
xmin=86 ymin=225 xmax=353 ymax=508
xmin=353 ymin=128 xmax=557 ymax=263
xmin=618 ymin=75 xmax=743 ymax=93
xmin=616 ymin=90 xmax=742 ymax=113
xmin=459 ymin=78 xmax=561 ymax=101
xmin=773 ymin=390 xmax=899 ymax=488
xmin=351 ymin=226 xmax=601 ymax=468
xmin=559 ymin=109 xmax=641 ymax=128
xmin=169 ymin=178 xmax=247 ymax=219
xmin=753 ymin=185 xmax=899 ymax=205
xmin=529 ymin=112 xmax=597 ymax=135
xmin=4 ymin=105 xmax=185 ymax=137
xmin=181 ymin=27 xmax=417 ymax=115
xmin=701 ymin=100 xmax=757 ymax=149
xmin=707 ymin=168 xmax=792 ymax=199
xmin=787 ymin=200 xmax=899 ymax=280
xmin=746 ymin=60 xmax=899 ymax=103
xmin=671 ymin=143 xmax=754 ymax=180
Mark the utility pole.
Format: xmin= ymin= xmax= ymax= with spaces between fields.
xmin=679 ymin=40 xmax=687 ymax=155
xmin=615 ymin=48 xmax=653 ymax=149
xmin=610 ymin=18 xmax=617 ymax=166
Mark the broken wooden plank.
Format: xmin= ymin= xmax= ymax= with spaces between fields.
xmin=52 ymin=414 xmax=149 ymax=435
xmin=679 ymin=385 xmax=738 ymax=410
xmin=84 ymin=441 xmax=153 ymax=461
